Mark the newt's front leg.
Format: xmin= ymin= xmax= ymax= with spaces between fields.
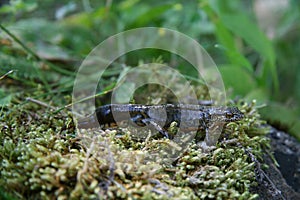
xmin=141 ymin=118 xmax=170 ymax=139
xmin=127 ymin=111 xmax=170 ymax=139
xmin=204 ymin=122 xmax=224 ymax=146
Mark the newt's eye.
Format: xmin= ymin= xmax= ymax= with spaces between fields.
xmin=226 ymin=113 xmax=233 ymax=118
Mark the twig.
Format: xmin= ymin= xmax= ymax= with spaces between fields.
xmin=0 ymin=70 xmax=14 ymax=80
xmin=77 ymin=139 xmax=95 ymax=182
xmin=26 ymin=97 xmax=58 ymax=110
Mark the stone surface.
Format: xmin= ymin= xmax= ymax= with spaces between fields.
xmin=253 ymin=126 xmax=300 ymax=200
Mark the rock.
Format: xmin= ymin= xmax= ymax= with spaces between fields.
xmin=252 ymin=126 xmax=300 ymax=200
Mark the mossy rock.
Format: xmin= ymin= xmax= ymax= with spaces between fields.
xmin=0 ymin=99 xmax=275 ymax=199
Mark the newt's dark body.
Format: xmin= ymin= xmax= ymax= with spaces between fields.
xmin=77 ymin=104 xmax=244 ymax=142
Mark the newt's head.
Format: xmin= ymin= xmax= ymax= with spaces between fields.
xmin=209 ymin=106 xmax=244 ymax=122
xmin=224 ymin=107 xmax=244 ymax=122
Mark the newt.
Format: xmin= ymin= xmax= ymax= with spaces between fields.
xmin=77 ymin=104 xmax=244 ymax=146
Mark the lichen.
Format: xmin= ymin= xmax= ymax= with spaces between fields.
xmin=0 ymin=99 xmax=269 ymax=199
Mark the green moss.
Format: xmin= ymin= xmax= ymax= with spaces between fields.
xmin=0 ymin=99 xmax=269 ymax=199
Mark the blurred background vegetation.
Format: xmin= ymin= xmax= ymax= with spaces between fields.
xmin=0 ymin=0 xmax=299 ymax=139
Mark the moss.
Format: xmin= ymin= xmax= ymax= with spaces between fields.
xmin=0 ymin=98 xmax=269 ymax=199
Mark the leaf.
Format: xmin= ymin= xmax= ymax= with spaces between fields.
xmin=209 ymin=0 xmax=278 ymax=92
xmin=245 ymin=88 xmax=269 ymax=104
xmin=220 ymin=13 xmax=276 ymax=65
xmin=119 ymin=0 xmax=140 ymax=10
xmin=260 ymin=102 xmax=300 ymax=141
xmin=0 ymin=0 xmax=37 ymax=14
xmin=219 ymin=64 xmax=256 ymax=96
xmin=0 ymin=54 xmax=39 ymax=80
xmin=61 ymin=12 xmax=94 ymax=28
xmin=290 ymin=121 xmax=300 ymax=142
xmin=201 ymin=2 xmax=253 ymax=72
xmin=0 ymin=89 xmax=12 ymax=106
xmin=35 ymin=42 xmax=72 ymax=61
xmin=126 ymin=4 xmax=173 ymax=28
xmin=213 ymin=23 xmax=253 ymax=72
xmin=209 ymin=0 xmax=267 ymax=51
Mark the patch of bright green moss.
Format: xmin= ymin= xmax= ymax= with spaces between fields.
xmin=0 ymin=99 xmax=269 ymax=199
